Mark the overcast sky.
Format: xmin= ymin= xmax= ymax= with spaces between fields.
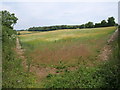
xmin=1 ymin=1 xmax=118 ymax=30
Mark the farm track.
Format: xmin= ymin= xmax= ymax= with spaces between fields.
xmin=16 ymin=38 xmax=28 ymax=71
xmin=98 ymin=29 xmax=118 ymax=61
xmin=16 ymin=29 xmax=118 ymax=81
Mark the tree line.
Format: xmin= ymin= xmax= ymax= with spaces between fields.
xmin=28 ymin=17 xmax=117 ymax=31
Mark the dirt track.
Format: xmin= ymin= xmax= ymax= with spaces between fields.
xmin=98 ymin=29 xmax=118 ymax=61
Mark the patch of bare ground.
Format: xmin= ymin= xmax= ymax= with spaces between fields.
xmin=98 ymin=29 xmax=118 ymax=61
xmin=29 ymin=65 xmax=57 ymax=81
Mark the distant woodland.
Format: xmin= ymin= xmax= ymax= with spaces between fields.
xmin=27 ymin=17 xmax=117 ymax=31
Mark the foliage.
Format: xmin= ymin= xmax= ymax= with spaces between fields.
xmin=107 ymin=17 xmax=116 ymax=26
xmin=118 ymin=25 xmax=120 ymax=58
xmin=45 ymin=60 xmax=119 ymax=88
xmin=85 ymin=22 xmax=94 ymax=28
xmin=2 ymin=11 xmax=38 ymax=88
xmin=2 ymin=25 xmax=39 ymax=88
xmin=95 ymin=17 xmax=116 ymax=28
xmin=27 ymin=17 xmax=117 ymax=31
xmin=101 ymin=20 xmax=107 ymax=27
xmin=1 ymin=10 xmax=18 ymax=29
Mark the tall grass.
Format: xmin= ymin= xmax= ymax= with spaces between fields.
xmin=44 ymin=37 xmax=120 ymax=88
xmin=19 ymin=26 xmax=116 ymax=67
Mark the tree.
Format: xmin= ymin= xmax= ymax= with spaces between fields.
xmin=80 ymin=24 xmax=85 ymax=28
xmin=101 ymin=20 xmax=107 ymax=27
xmin=85 ymin=22 xmax=94 ymax=28
xmin=107 ymin=17 xmax=115 ymax=26
xmin=95 ymin=23 xmax=101 ymax=28
xmin=1 ymin=10 xmax=18 ymax=28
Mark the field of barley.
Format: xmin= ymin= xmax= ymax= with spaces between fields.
xmin=19 ymin=27 xmax=116 ymax=66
